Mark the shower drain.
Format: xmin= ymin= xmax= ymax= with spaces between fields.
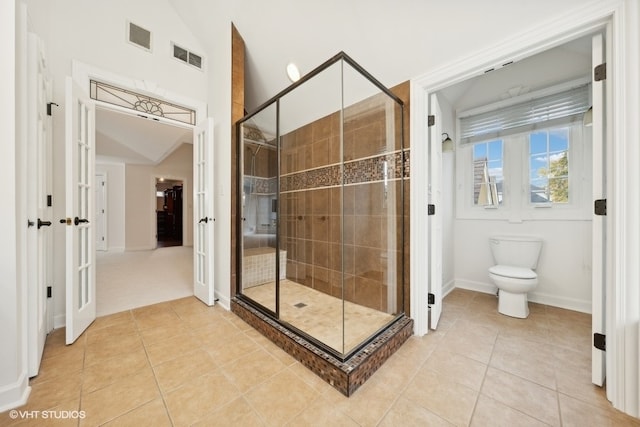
xmin=294 ymin=302 xmax=307 ymax=308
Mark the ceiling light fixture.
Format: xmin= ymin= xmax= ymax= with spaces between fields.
xmin=286 ymin=62 xmax=300 ymax=82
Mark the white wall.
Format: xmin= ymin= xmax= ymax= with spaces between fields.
xmin=454 ymin=220 xmax=592 ymax=311
xmin=22 ymin=0 xmax=208 ymax=328
xmin=125 ymin=143 xmax=194 ymax=250
xmin=95 ymin=163 xmax=126 ymax=251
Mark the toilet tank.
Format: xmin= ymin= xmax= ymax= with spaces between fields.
xmin=489 ymin=236 xmax=543 ymax=269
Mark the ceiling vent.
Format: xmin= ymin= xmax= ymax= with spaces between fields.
xmin=172 ymin=43 xmax=203 ymax=70
xmin=128 ymin=21 xmax=152 ymax=51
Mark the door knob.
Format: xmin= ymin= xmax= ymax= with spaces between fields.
xmin=37 ymin=219 xmax=52 ymax=229
xmin=74 ymin=217 xmax=89 ymax=226
xmin=198 ymin=217 xmax=209 ymax=224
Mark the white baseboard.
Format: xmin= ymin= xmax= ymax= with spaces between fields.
xmin=455 ymin=279 xmax=497 ymax=296
xmin=0 ymin=371 xmax=30 ymax=412
xmin=442 ymin=279 xmax=456 ymax=298
xmin=528 ymin=292 xmax=591 ymax=314
xmin=454 ymin=279 xmax=591 ymax=313
xmin=53 ymin=314 xmax=65 ymax=329
xmin=215 ymin=292 xmax=231 ymax=311
xmin=125 ymin=245 xmax=156 ymax=251
xmin=107 ymin=246 xmax=125 ymax=252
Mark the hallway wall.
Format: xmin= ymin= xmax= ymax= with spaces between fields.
xmin=95 ymin=162 xmax=126 ymax=251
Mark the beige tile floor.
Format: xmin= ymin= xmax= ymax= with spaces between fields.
xmin=243 ymin=280 xmax=395 ymax=354
xmin=2 ymin=289 xmax=640 ymax=426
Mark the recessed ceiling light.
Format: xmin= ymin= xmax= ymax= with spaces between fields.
xmin=286 ymin=62 xmax=300 ymax=82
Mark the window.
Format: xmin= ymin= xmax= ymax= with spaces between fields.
xmin=529 ymin=128 xmax=569 ymax=204
xmin=472 ymin=139 xmax=503 ymax=206
xmin=172 ymin=43 xmax=204 ymax=70
xmin=456 ymin=79 xmax=591 ymax=220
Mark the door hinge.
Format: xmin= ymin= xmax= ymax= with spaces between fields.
xmin=47 ymin=286 xmax=52 ymax=298
xmin=594 ymin=333 xmax=606 ymax=351
xmin=46 ymin=102 xmax=59 ymax=116
xmin=428 ymin=204 xmax=435 ymax=215
xmin=428 ymin=293 xmax=435 ymax=305
xmin=594 ymin=63 xmax=606 ymax=82
xmin=427 ymin=115 xmax=435 ymax=127
xmin=594 ymin=199 xmax=607 ymax=216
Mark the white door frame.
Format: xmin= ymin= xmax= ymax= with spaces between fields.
xmin=410 ymin=0 xmax=638 ymax=417
xmin=71 ymin=60 xmax=206 ymax=250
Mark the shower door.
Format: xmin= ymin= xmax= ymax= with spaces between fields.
xmin=239 ymin=103 xmax=278 ymax=315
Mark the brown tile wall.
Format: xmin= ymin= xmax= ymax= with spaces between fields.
xmin=280 ymin=84 xmax=410 ymax=315
xmin=232 ymin=71 xmax=411 ymax=316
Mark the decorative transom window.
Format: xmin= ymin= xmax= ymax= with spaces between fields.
xmin=89 ymin=80 xmax=196 ymax=125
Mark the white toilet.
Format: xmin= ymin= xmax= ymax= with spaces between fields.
xmin=488 ymin=236 xmax=543 ymax=318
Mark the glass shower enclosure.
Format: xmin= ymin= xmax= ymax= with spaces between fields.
xmin=236 ymin=52 xmax=405 ymax=360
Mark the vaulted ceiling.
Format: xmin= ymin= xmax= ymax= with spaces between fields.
xmin=169 ymin=0 xmax=588 ymax=111
xmin=96 ymin=108 xmax=191 ymax=165
xmin=97 ymin=0 xmax=591 ymax=164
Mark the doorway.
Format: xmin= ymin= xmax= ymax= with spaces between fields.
xmin=156 ymin=178 xmax=184 ymax=248
xmin=412 ymin=23 xmax=612 ymax=393
xmin=94 ymin=107 xmax=195 ymax=316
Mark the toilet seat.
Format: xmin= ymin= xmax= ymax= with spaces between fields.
xmin=489 ymin=265 xmax=537 ymax=279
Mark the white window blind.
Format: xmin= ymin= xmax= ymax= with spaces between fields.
xmin=459 ymin=84 xmax=589 ymax=144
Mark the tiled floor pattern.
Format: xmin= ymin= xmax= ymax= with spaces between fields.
xmin=2 ymin=289 xmax=640 ymax=426
xmin=242 ymin=279 xmax=395 ymax=354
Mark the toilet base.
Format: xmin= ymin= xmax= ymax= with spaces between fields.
xmin=498 ymin=289 xmax=530 ymax=318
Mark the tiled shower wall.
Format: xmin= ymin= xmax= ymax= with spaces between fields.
xmin=232 ymin=81 xmax=411 ymax=315
xmin=279 ymin=92 xmax=408 ymax=314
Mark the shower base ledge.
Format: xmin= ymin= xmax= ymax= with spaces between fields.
xmin=230 ymin=297 xmax=413 ymax=397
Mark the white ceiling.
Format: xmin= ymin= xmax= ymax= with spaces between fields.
xmin=97 ymin=1 xmax=592 ymax=164
xmin=95 ymin=108 xmax=192 ymax=165
xmin=438 ymin=35 xmax=592 ymax=112
xmin=168 ymin=0 xmax=589 ymax=112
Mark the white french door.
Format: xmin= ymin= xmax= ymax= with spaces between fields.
xmin=428 ymin=94 xmax=443 ymax=329
xmin=65 ymin=76 xmax=96 ymax=344
xmin=26 ymin=33 xmax=53 ymax=376
xmin=193 ymin=118 xmax=215 ymax=305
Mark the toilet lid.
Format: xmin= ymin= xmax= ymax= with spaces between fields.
xmin=489 ymin=265 xmax=537 ymax=279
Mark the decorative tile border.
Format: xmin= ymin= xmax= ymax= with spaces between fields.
xmin=231 ymin=297 xmax=413 ymax=396
xmin=281 ymin=149 xmax=410 ymax=193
